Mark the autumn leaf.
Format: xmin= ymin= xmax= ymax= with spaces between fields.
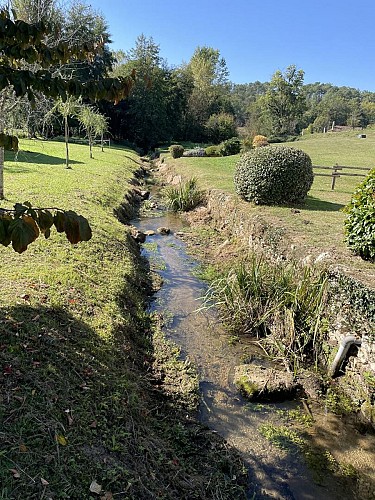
xmin=9 ymin=215 xmax=39 ymax=253
xmin=40 ymin=477 xmax=49 ymax=486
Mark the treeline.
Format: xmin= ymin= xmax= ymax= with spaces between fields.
xmin=3 ymin=0 xmax=375 ymax=152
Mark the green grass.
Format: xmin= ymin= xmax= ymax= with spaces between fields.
xmin=166 ymin=130 xmax=375 ymax=274
xmin=0 ymin=139 xmax=247 ymax=499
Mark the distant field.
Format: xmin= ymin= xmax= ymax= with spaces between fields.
xmin=165 ymin=130 xmax=375 ymax=277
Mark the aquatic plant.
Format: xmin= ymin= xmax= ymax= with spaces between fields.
xmin=164 ymin=178 xmax=205 ymax=212
xmin=201 ymin=253 xmax=328 ymax=371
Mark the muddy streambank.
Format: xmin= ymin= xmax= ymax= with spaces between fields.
xmin=129 ymin=171 xmax=375 ymax=499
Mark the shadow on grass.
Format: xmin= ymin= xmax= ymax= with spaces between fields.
xmin=5 ymin=149 xmax=83 ymax=168
xmin=303 ymin=196 xmax=345 ymax=212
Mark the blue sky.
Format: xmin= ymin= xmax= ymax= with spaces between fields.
xmin=88 ymin=0 xmax=375 ymax=91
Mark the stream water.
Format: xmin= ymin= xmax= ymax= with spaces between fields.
xmin=134 ymin=203 xmax=375 ymax=500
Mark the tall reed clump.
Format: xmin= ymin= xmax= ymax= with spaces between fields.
xmin=164 ymin=178 xmax=205 ymax=212
xmin=201 ymin=254 xmax=328 ymax=371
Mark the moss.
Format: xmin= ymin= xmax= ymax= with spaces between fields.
xmin=236 ymin=376 xmax=259 ymax=399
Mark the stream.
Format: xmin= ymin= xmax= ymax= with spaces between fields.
xmin=134 ymin=201 xmax=375 ymax=500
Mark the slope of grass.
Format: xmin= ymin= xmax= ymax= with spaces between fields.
xmin=165 ymin=130 xmax=375 ymax=279
xmin=0 ymin=140 xmax=247 ymax=499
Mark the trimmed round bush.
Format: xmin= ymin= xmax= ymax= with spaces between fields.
xmin=218 ymin=137 xmax=241 ymax=156
xmin=169 ymin=144 xmax=184 ymax=159
xmin=344 ymin=168 xmax=375 ymax=261
xmin=205 ymin=145 xmax=221 ymax=157
xmin=234 ymin=146 xmax=313 ymax=205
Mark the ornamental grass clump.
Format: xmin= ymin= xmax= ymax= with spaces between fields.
xmin=164 ymin=178 xmax=204 ymax=212
xmin=344 ymin=168 xmax=375 ymax=261
xmin=201 ymin=254 xmax=328 ymax=370
xmin=234 ymin=145 xmax=313 ymax=205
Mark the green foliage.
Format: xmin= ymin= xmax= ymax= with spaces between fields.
xmin=0 ymin=202 xmax=92 ymax=253
xmin=344 ymin=168 xmax=375 ymax=261
xmin=205 ymin=112 xmax=237 ymax=143
xmin=0 ymin=8 xmax=133 ymax=103
xmin=0 ymin=133 xmax=18 ymax=151
xmin=201 ymin=254 xmax=328 ymax=370
xmin=325 ymin=386 xmax=359 ymax=415
xmin=260 ymin=65 xmax=306 ymax=136
xmin=169 ymin=144 xmax=185 ymax=158
xmin=234 ymin=145 xmax=313 ymax=205
xmin=164 ymin=178 xmax=204 ymax=212
xmin=205 ymin=145 xmax=221 ymax=157
xmin=218 ymin=137 xmax=241 ymax=156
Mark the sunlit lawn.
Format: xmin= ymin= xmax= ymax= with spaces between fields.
xmin=165 ymin=130 xmax=375 ymax=273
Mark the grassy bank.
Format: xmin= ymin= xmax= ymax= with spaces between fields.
xmin=164 ymin=130 xmax=375 ymax=280
xmin=0 ymin=140 xmax=247 ymax=499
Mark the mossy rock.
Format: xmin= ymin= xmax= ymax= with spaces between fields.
xmin=234 ymin=363 xmax=298 ymax=402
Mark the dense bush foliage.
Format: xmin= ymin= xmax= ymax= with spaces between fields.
xmin=234 ymin=146 xmax=313 ymax=205
xmin=205 ymin=113 xmax=237 ymax=143
xmin=183 ymin=147 xmax=206 ymax=157
xmin=218 ymin=137 xmax=241 ymax=156
xmin=252 ymin=135 xmax=269 ymax=147
xmin=169 ymin=144 xmax=185 ymax=158
xmin=205 ymin=145 xmax=221 ymax=157
xmin=344 ymin=168 xmax=375 ymax=261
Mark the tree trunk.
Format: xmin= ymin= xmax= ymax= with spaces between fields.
xmin=0 ymin=146 xmax=4 ymax=200
xmin=0 ymin=121 xmax=4 ymax=200
xmin=64 ymin=116 xmax=71 ymax=169
xmin=89 ymin=138 xmax=93 ymax=159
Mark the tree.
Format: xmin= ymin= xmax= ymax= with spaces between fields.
xmin=183 ymin=46 xmax=231 ymax=140
xmin=260 ymin=65 xmax=306 ymax=136
xmin=77 ymin=106 xmax=108 ymax=158
xmin=48 ymin=96 xmax=82 ymax=168
xmin=0 ymin=7 xmax=132 ymax=198
xmin=108 ymin=35 xmax=175 ymax=150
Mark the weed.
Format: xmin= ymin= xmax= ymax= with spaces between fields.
xmin=201 ymin=253 xmax=328 ymax=371
xmin=164 ymin=177 xmax=205 ymax=212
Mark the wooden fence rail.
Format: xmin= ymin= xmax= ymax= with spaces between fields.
xmin=313 ymin=164 xmax=372 ymax=190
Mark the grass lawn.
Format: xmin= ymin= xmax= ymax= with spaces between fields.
xmin=0 ymin=139 xmax=247 ymax=499
xmin=164 ymin=130 xmax=375 ymax=281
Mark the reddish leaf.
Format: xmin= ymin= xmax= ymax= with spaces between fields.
xmin=10 ymin=215 xmax=39 ymax=253
xmin=53 ymin=211 xmax=67 ymax=233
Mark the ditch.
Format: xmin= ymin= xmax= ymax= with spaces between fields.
xmin=134 ymin=192 xmax=375 ymax=500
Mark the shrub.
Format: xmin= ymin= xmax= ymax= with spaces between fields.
xmin=164 ymin=178 xmax=204 ymax=212
xmin=252 ymin=135 xmax=269 ymax=148
xmin=234 ymin=146 xmax=313 ymax=205
xmin=241 ymin=136 xmax=254 ymax=152
xmin=344 ymin=168 xmax=375 ymax=261
xmin=205 ymin=113 xmax=237 ymax=143
xmin=183 ymin=147 xmax=206 ymax=157
xmin=205 ymin=145 xmax=221 ymax=157
xmin=218 ymin=137 xmax=241 ymax=156
xmin=169 ymin=144 xmax=184 ymax=158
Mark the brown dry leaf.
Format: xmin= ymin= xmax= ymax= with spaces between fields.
xmin=56 ymin=434 xmax=67 ymax=446
xmin=89 ymin=480 xmax=102 ymax=494
xmin=19 ymin=443 xmax=27 ymax=453
xmin=40 ymin=477 xmax=49 ymax=486
xmin=100 ymin=492 xmax=113 ymax=500
xmin=89 ymin=420 xmax=97 ymax=428
xmin=9 ymin=469 xmax=20 ymax=478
